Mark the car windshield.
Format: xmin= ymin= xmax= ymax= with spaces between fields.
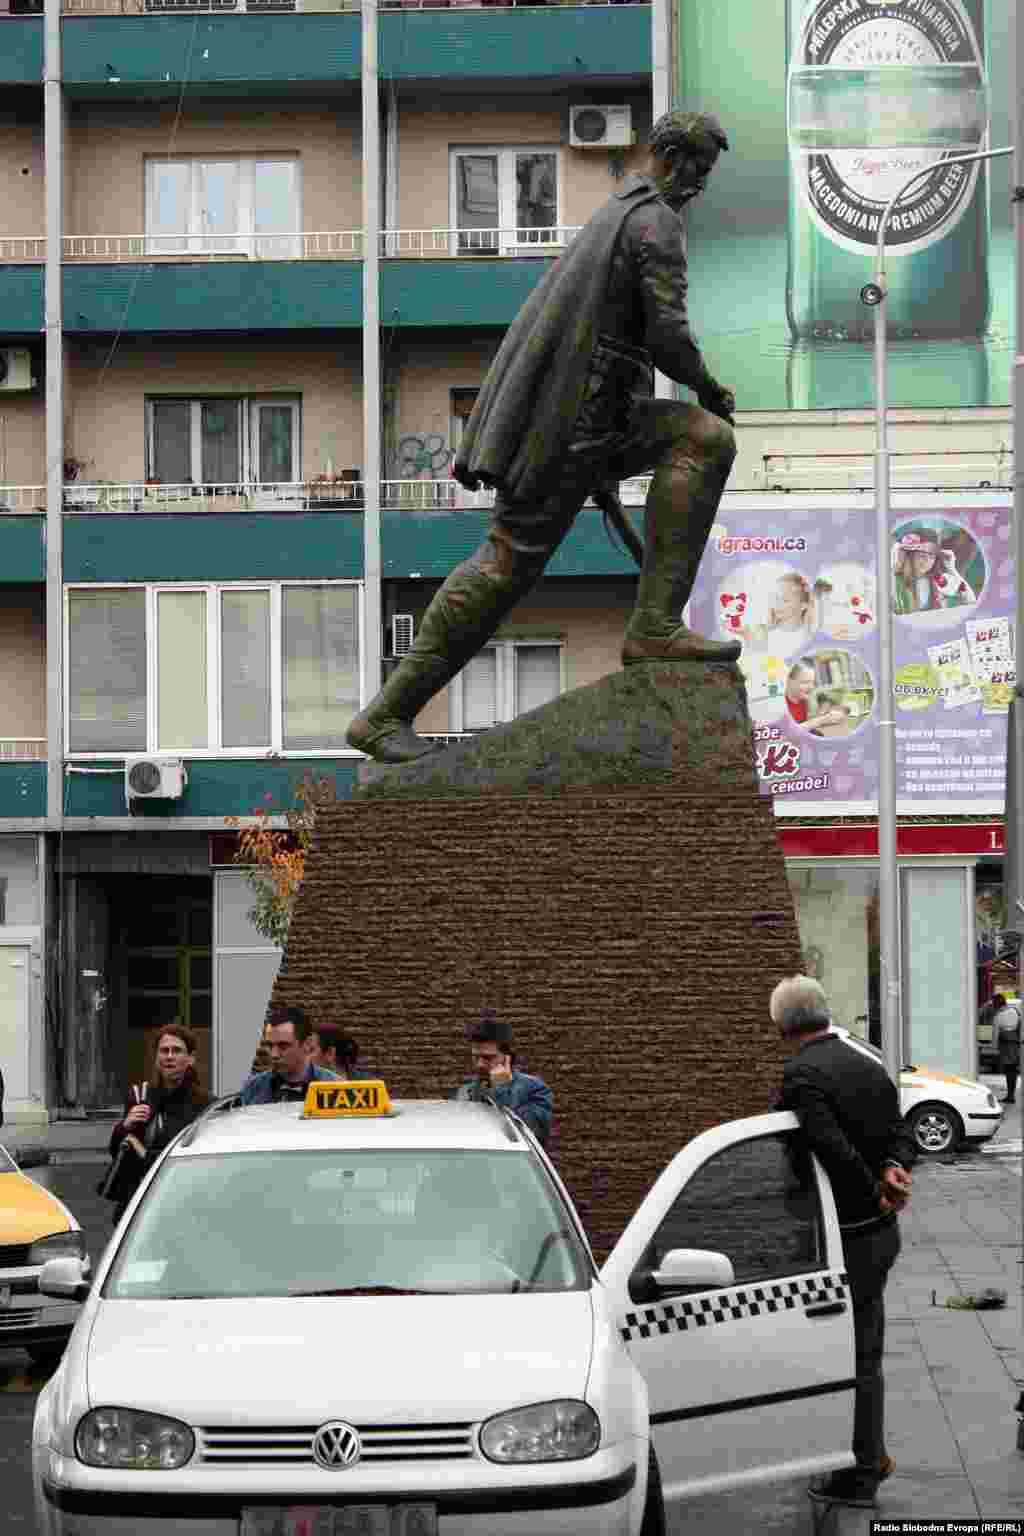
xmin=103 ymin=1149 xmax=590 ymax=1299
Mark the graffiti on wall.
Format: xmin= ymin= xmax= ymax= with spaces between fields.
xmin=397 ymin=434 xmax=452 ymax=481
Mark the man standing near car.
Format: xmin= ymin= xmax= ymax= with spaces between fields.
xmin=771 ymin=975 xmax=915 ymax=1510
xmin=240 ymin=1005 xmax=339 ymax=1104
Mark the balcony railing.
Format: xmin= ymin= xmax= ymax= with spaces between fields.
xmin=0 ymin=485 xmax=46 ymax=512
xmin=49 ymin=476 xmax=651 ymax=512
xmin=0 ymin=739 xmax=46 ymax=761
xmin=0 ymin=237 xmax=45 ymax=262
xmin=59 ymin=0 xmax=646 ymax=14
xmin=0 ymin=229 xmax=579 ymax=264
xmin=63 ymin=232 xmax=364 ymax=262
xmin=383 ymin=227 xmax=581 ymax=257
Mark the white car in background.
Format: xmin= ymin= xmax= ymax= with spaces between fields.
xmin=838 ymin=1031 xmax=1003 ymax=1156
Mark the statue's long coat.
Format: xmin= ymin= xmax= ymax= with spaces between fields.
xmin=453 ymin=175 xmax=673 ymax=506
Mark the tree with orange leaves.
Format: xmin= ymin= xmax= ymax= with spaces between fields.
xmin=225 ymin=775 xmax=332 ymax=948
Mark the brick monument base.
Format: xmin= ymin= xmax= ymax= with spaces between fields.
xmin=272 ymin=660 xmax=801 ymax=1259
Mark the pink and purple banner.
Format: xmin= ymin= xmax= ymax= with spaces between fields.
xmin=689 ymin=495 xmax=1014 ymax=815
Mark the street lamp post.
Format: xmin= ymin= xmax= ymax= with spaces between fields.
xmin=863 ymin=144 xmax=1014 ymax=1087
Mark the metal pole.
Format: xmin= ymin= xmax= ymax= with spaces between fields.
xmin=868 ymin=145 xmax=1013 ymax=1085
xmin=1012 ymin=24 xmax=1024 ymax=994
xmin=651 ymin=0 xmax=673 ymax=403
xmin=43 ymin=0 xmax=63 ymax=825
xmin=361 ymin=0 xmax=383 ymax=704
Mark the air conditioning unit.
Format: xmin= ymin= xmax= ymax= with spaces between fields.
xmin=392 ymin=614 xmax=415 ymax=657
xmin=125 ymin=757 xmax=187 ymax=802
xmin=0 ymin=349 xmax=34 ymax=393
xmin=569 ymin=105 xmax=633 ymax=149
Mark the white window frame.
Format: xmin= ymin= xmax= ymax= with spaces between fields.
xmin=144 ymin=156 xmax=303 ymax=259
xmin=449 ymin=639 xmax=565 ymax=733
xmin=145 ymin=397 xmax=301 ymax=488
xmin=250 ymin=398 xmax=302 ymax=488
xmin=449 ymin=146 xmax=562 ymax=257
xmin=63 ymin=580 xmax=363 ymax=759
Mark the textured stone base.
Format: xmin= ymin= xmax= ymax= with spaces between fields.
xmin=275 ymin=662 xmax=801 ymax=1259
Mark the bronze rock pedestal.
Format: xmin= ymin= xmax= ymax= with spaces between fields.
xmin=272 ymin=661 xmax=801 ymax=1259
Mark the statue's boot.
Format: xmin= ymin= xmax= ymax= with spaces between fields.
xmin=622 ymin=414 xmax=741 ymax=665
xmin=346 ymin=538 xmax=546 ymax=763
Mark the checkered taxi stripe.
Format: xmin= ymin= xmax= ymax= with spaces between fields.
xmin=619 ymin=1271 xmax=848 ymax=1343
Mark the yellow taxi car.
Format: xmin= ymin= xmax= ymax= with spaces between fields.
xmin=0 ymin=1142 xmax=89 ymax=1364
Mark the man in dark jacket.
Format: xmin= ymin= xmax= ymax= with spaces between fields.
xmin=348 ymin=110 xmax=740 ymax=764
xmin=773 ymin=975 xmax=915 ymax=1510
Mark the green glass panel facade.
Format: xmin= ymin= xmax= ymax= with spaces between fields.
xmin=60 ymin=9 xmax=648 ymax=91
xmin=63 ymin=758 xmax=359 ymax=817
xmin=0 ymin=518 xmax=45 ymax=582
xmin=0 ymin=762 xmax=45 ymax=819
xmin=0 ymin=267 xmax=44 ymax=335
xmin=0 ymin=21 xmax=42 ymax=85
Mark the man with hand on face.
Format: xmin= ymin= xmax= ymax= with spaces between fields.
xmin=455 ymin=1008 xmax=553 ymax=1146
xmin=347 ymin=109 xmax=740 ymax=765
xmin=772 ymin=975 xmax=915 ymax=1511
xmin=240 ymin=1004 xmax=339 ymax=1104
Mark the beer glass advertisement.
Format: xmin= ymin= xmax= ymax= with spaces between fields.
xmin=689 ymin=494 xmax=1014 ymax=813
xmin=675 ymin=0 xmax=1014 ymax=410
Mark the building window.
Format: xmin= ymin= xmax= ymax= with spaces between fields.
xmin=450 ymin=148 xmax=559 ymax=255
xmin=146 ymin=398 xmax=300 ymax=487
xmin=67 ymin=589 xmax=148 ymax=753
xmin=451 ymin=640 xmax=563 ymax=732
xmin=145 ymin=157 xmax=301 ymax=259
xmin=787 ymin=864 xmax=880 ymax=1046
xmin=450 ymin=388 xmax=479 ymax=457
xmin=65 ymin=583 xmax=360 ymax=756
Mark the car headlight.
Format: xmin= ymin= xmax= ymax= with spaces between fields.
xmin=76 ymin=1408 xmax=195 ymax=1470
xmin=479 ymin=1400 xmax=600 ymax=1463
xmin=27 ymin=1230 xmax=86 ymax=1265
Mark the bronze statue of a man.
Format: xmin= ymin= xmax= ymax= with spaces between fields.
xmin=348 ymin=110 xmax=740 ymax=764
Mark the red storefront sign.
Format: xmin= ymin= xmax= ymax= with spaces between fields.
xmin=777 ymin=822 xmax=1005 ymax=859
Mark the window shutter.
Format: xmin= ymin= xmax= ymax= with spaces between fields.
xmin=68 ymin=591 xmax=147 ymax=752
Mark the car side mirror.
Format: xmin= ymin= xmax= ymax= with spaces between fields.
xmin=651 ymin=1248 xmax=736 ymax=1292
xmin=39 ymin=1256 xmax=91 ymax=1303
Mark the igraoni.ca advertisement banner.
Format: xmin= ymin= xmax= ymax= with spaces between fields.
xmin=688 ymin=493 xmax=1014 ymax=814
xmin=674 ymin=0 xmax=1013 ymax=410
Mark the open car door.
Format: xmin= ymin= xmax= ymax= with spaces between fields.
xmin=601 ymin=1112 xmax=855 ymax=1505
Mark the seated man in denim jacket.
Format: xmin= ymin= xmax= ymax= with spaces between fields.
xmin=454 ymin=1008 xmax=553 ymax=1146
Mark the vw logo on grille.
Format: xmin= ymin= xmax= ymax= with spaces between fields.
xmin=312 ymin=1421 xmax=362 ymax=1470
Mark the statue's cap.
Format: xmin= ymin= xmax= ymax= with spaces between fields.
xmin=648 ymin=110 xmax=729 ymax=158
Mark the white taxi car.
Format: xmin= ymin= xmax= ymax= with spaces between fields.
xmin=33 ymin=1081 xmax=857 ymax=1535
xmin=0 ymin=1142 xmax=88 ymax=1365
xmin=837 ymin=1031 xmax=1003 ymax=1155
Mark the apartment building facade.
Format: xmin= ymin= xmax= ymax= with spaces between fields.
xmin=0 ymin=0 xmax=1012 ymax=1122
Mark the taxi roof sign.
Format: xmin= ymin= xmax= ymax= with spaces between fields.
xmin=303 ymin=1079 xmax=396 ymax=1118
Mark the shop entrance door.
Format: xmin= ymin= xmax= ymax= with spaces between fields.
xmin=64 ymin=875 xmax=213 ymax=1110
xmin=115 ymin=878 xmax=213 ymax=1093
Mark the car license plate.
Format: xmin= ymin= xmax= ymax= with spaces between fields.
xmin=241 ymin=1505 xmax=436 ymax=1536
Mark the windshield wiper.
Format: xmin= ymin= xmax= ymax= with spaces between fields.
xmin=289 ymin=1285 xmax=440 ymax=1297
